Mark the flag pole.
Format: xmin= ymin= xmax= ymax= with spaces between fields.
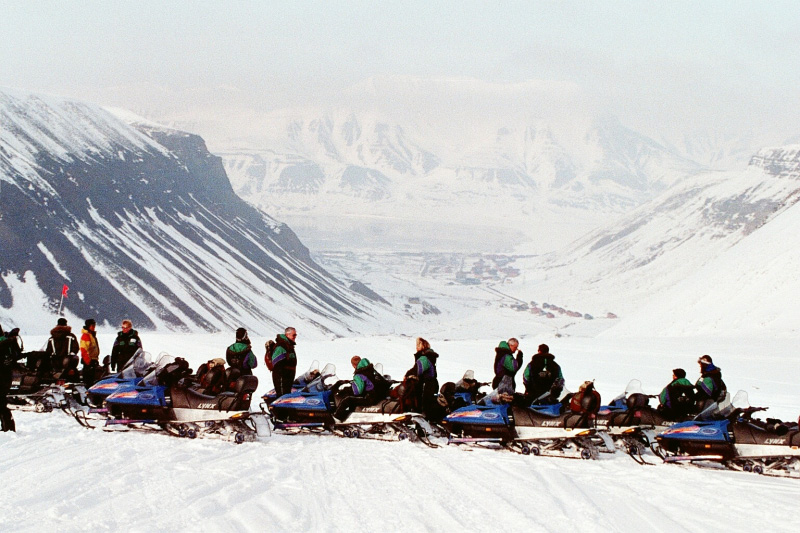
xmin=58 ymin=292 xmax=64 ymax=317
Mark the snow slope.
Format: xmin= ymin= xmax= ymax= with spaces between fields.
xmin=0 ymin=89 xmax=386 ymax=336
xmin=2 ymin=333 xmax=799 ymax=533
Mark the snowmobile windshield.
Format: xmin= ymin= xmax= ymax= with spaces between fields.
xmin=139 ymin=354 xmax=175 ymax=387
xmin=118 ymin=349 xmax=152 ymax=379
xmin=302 ymin=360 xmax=320 ymax=380
xmin=731 ymin=390 xmax=750 ymax=410
xmin=305 ymin=363 xmax=337 ymax=392
xmin=373 ymin=362 xmax=389 ymax=380
xmin=625 ymin=379 xmax=644 ymax=396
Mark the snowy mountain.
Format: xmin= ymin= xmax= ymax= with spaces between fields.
xmin=0 ymin=89 xmax=384 ymax=335
xmin=216 ymin=77 xmax=703 ymax=253
xmin=515 ymin=142 xmax=800 ymax=337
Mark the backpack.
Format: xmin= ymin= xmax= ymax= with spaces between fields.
xmin=264 ymin=340 xmax=276 ymax=371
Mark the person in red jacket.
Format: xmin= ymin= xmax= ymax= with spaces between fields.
xmin=80 ymin=319 xmax=100 ymax=386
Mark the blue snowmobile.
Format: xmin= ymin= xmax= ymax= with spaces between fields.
xmin=443 ymin=380 xmax=614 ymax=459
xmin=71 ymin=349 xmax=155 ymax=427
xmin=593 ymin=379 xmax=696 ymax=463
xmin=656 ymin=391 xmax=800 ymax=477
xmin=104 ymin=354 xmax=263 ymax=443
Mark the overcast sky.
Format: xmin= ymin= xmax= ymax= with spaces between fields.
xmin=2 ymin=1 xmax=799 ymax=144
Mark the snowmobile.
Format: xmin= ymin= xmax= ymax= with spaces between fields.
xmin=656 ymin=391 xmax=800 ymax=478
xmin=443 ymin=381 xmax=614 ymax=459
xmin=103 ymin=354 xmax=264 ymax=443
xmin=594 ymin=380 xmax=696 ymax=463
xmin=261 ymin=360 xmax=323 ymax=405
xmin=266 ymin=363 xmax=339 ymax=432
xmin=268 ymin=364 xmax=435 ymax=446
xmin=7 ymin=335 xmax=109 ymax=413
xmin=71 ymin=349 xmax=155 ymax=427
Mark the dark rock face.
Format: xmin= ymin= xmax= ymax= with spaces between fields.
xmin=0 ymin=91 xmax=373 ymax=333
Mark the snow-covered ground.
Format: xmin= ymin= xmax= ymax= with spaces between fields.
xmin=2 ymin=333 xmax=798 ymax=532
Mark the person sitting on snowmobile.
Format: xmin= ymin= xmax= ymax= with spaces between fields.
xmin=0 ymin=326 xmax=23 ymax=432
xmin=694 ymin=355 xmax=727 ymax=411
xmin=522 ymin=344 xmax=564 ymax=405
xmin=492 ymin=338 xmax=523 ymax=390
xmin=226 ymin=328 xmax=257 ymax=376
xmin=480 ymin=374 xmax=516 ymax=406
xmin=110 ymin=319 xmax=142 ymax=372
xmin=658 ymin=368 xmax=695 ymax=419
xmin=45 ymin=318 xmax=79 ymax=377
xmin=333 ymin=356 xmax=387 ymax=421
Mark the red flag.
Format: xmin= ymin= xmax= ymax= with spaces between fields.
xmin=61 ymin=284 xmax=69 ymax=298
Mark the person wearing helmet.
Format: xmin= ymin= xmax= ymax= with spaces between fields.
xmin=694 ymin=355 xmax=727 ymax=410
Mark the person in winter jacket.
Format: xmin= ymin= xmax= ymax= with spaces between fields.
xmin=269 ymin=327 xmax=298 ymax=398
xmin=492 ymin=338 xmax=523 ymax=390
xmin=110 ymin=319 xmax=142 ymax=372
xmin=45 ymin=318 xmax=79 ymax=373
xmin=0 ymin=326 xmax=23 ymax=432
xmin=658 ymin=368 xmax=695 ymax=419
xmin=407 ymin=337 xmax=440 ymax=418
xmin=694 ymin=355 xmax=727 ymax=410
xmin=333 ymin=356 xmax=387 ymax=421
xmin=225 ymin=328 xmax=257 ymax=376
xmin=80 ymin=319 xmax=100 ymax=387
xmin=522 ymin=344 xmax=564 ymax=405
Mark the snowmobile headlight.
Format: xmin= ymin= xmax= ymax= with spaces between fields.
xmin=230 ymin=412 xmax=249 ymax=420
xmin=393 ymin=415 xmax=411 ymax=422
xmin=576 ymin=430 xmax=594 ymax=436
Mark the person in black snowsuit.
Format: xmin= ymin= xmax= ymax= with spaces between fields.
xmin=0 ymin=326 xmax=24 ymax=432
xmin=407 ymin=337 xmax=440 ymax=418
xmin=522 ymin=344 xmax=564 ymax=405
xmin=110 ymin=319 xmax=142 ymax=372
xmin=45 ymin=318 xmax=79 ymax=377
xmin=694 ymin=355 xmax=727 ymax=411
xmin=269 ymin=327 xmax=298 ymax=398
xmin=657 ymin=368 xmax=695 ymax=419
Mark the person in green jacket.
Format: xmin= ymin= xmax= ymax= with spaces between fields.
xmin=269 ymin=327 xmax=298 ymax=398
xmin=658 ymin=368 xmax=695 ymax=419
xmin=492 ymin=338 xmax=522 ymax=390
xmin=225 ymin=328 xmax=257 ymax=376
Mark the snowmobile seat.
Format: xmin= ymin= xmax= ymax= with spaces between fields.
xmin=789 ymin=429 xmax=800 ymax=448
xmin=217 ymin=375 xmax=258 ymax=411
xmin=626 ymin=393 xmax=649 ymax=410
xmin=199 ymin=365 xmax=225 ymax=395
xmin=224 ymin=368 xmax=241 ymax=392
xmin=157 ymin=358 xmax=191 ymax=387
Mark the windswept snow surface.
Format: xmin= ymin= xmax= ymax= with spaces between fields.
xmin=2 ymin=333 xmax=799 ymax=533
